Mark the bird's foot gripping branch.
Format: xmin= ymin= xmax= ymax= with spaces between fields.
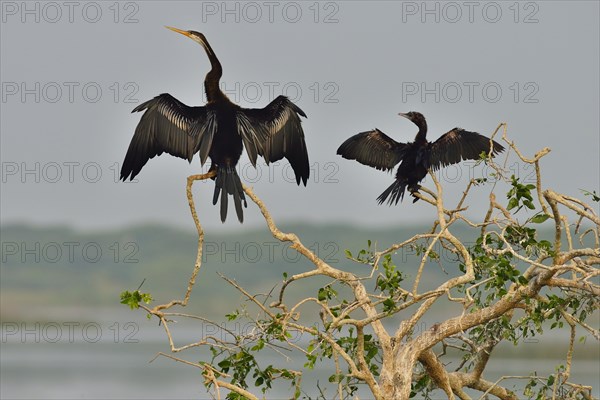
xmin=121 ymin=125 xmax=598 ymax=400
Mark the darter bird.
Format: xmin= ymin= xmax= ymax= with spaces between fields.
xmin=120 ymin=27 xmax=309 ymax=223
xmin=337 ymin=111 xmax=504 ymax=204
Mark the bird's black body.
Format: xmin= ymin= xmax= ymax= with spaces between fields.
xmin=121 ymin=28 xmax=309 ymax=223
xmin=337 ymin=112 xmax=504 ymax=205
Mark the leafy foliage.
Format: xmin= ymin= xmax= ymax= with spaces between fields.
xmin=205 ymin=310 xmax=300 ymax=399
xmin=507 ymin=174 xmax=536 ymax=212
xmin=375 ymin=254 xmax=407 ymax=313
xmin=120 ymin=289 xmax=153 ymax=310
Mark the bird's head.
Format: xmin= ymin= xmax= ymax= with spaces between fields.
xmin=165 ymin=26 xmax=213 ymax=55
xmin=398 ymin=111 xmax=426 ymax=125
xmin=399 ymin=111 xmax=427 ymax=135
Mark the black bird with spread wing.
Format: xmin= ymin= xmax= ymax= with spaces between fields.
xmin=120 ymin=27 xmax=309 ymax=223
xmin=337 ymin=112 xmax=504 ymax=205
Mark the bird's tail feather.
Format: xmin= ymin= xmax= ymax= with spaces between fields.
xmin=213 ymin=166 xmax=248 ymax=223
xmin=377 ymin=179 xmax=407 ymax=206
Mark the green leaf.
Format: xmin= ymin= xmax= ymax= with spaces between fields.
xmin=317 ymin=288 xmax=327 ymax=301
xmin=383 ymin=298 xmax=396 ymax=313
xmin=251 ymin=339 xmax=265 ymax=351
xmin=524 ymin=199 xmax=536 ymax=209
xmin=531 ymin=214 xmax=550 ymax=224
xmin=141 ymin=293 xmax=153 ymax=304
xmin=226 ymin=310 xmax=239 ymax=321
xmin=507 ymin=198 xmax=519 ymax=210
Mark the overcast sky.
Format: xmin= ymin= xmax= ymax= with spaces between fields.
xmin=1 ymin=1 xmax=598 ymax=233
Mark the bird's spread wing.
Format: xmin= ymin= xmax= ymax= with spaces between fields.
xmin=120 ymin=93 xmax=217 ymax=180
xmin=337 ymin=129 xmax=407 ymax=171
xmin=427 ymin=128 xmax=505 ymax=171
xmin=239 ymin=95 xmax=309 ymax=185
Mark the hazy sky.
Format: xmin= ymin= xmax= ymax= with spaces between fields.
xmin=1 ymin=1 xmax=599 ymax=232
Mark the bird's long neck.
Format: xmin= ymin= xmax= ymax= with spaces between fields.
xmin=414 ymin=120 xmax=428 ymax=143
xmin=201 ymin=41 xmax=226 ymax=103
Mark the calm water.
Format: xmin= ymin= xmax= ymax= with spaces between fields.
xmin=2 ymin=319 xmax=598 ymax=399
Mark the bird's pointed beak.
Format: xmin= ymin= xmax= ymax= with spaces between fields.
xmin=398 ymin=112 xmax=409 ymax=119
xmin=165 ymin=26 xmax=192 ymax=38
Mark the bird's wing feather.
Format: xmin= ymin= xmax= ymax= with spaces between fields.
xmin=337 ymin=129 xmax=407 ymax=171
xmin=120 ymin=93 xmax=217 ymax=180
xmin=239 ymin=96 xmax=309 ymax=185
xmin=427 ymin=128 xmax=505 ymax=171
